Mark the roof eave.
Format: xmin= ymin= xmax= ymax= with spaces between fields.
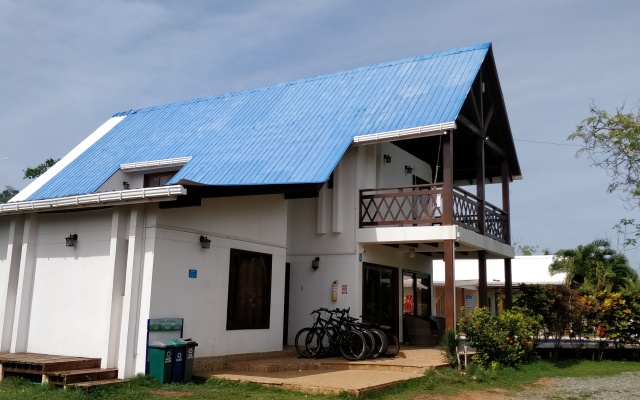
xmin=351 ymin=122 xmax=457 ymax=146
xmin=0 ymin=185 xmax=187 ymax=216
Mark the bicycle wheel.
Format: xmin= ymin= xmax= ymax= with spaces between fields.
xmin=295 ymin=328 xmax=320 ymax=358
xmin=369 ymin=328 xmax=387 ymax=359
xmin=383 ymin=332 xmax=400 ymax=357
xmin=339 ymin=330 xmax=367 ymax=361
xmin=316 ymin=326 xmax=338 ymax=358
xmin=360 ymin=329 xmax=376 ymax=359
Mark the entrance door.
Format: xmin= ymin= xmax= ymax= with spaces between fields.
xmin=362 ymin=263 xmax=399 ymax=335
xmin=402 ymin=271 xmax=431 ymax=319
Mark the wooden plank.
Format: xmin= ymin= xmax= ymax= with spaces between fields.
xmin=49 ymin=368 xmax=119 ymax=386
xmin=66 ymin=378 xmax=130 ymax=392
xmin=41 ymin=359 xmax=102 ymax=373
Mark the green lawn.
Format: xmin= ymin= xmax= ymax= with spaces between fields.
xmin=2 ymin=360 xmax=640 ymax=399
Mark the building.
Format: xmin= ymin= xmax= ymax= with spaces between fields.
xmin=432 ymin=255 xmax=565 ymax=318
xmin=0 ymin=43 xmax=521 ymax=377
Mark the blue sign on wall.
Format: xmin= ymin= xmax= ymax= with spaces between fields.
xmin=188 ymin=269 xmax=197 ymax=279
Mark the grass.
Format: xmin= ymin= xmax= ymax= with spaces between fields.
xmin=2 ymin=360 xmax=640 ymax=399
xmin=369 ymin=359 xmax=640 ymax=399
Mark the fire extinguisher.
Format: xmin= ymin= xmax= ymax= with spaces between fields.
xmin=332 ymin=280 xmax=338 ymax=302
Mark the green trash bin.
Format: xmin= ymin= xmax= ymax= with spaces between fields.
xmin=148 ymin=340 xmax=174 ymax=384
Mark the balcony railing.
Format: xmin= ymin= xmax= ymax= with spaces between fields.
xmin=359 ymin=184 xmax=508 ymax=243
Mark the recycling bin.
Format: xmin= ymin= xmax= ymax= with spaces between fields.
xmin=168 ymin=339 xmax=187 ymax=382
xmin=181 ymin=338 xmax=198 ymax=381
xmin=148 ymin=340 xmax=174 ymax=384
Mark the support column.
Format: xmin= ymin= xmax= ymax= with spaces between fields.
xmin=118 ymin=205 xmax=148 ymax=378
xmin=442 ymin=132 xmax=454 ymax=225
xmin=504 ymin=258 xmax=513 ymax=309
xmin=501 ymin=158 xmax=513 ymax=309
xmin=442 ymin=130 xmax=456 ymax=329
xmin=476 ymin=136 xmax=486 ymax=234
xmin=444 ymin=240 xmax=456 ymax=330
xmin=478 ymin=251 xmax=487 ymax=308
xmin=0 ymin=215 xmax=24 ymax=351
xmin=10 ymin=213 xmax=38 ymax=353
xmin=102 ymin=208 xmax=129 ymax=368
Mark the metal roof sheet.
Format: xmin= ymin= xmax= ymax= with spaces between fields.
xmin=26 ymin=43 xmax=490 ymax=201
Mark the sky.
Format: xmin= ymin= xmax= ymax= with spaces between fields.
xmin=1 ymin=1 xmax=639 ymax=266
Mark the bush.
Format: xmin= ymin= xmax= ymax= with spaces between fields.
xmin=459 ymin=307 xmax=540 ymax=367
xmin=437 ymin=328 xmax=460 ymax=367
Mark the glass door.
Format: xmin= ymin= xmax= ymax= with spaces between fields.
xmin=403 ymin=271 xmax=431 ymax=319
xmin=362 ymin=263 xmax=399 ymax=335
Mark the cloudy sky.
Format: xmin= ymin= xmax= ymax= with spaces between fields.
xmin=1 ymin=1 xmax=639 ymax=265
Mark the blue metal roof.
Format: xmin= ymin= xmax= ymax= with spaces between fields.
xmin=27 ymin=43 xmax=490 ymax=201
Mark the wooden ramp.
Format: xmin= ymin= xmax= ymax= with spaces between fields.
xmin=0 ymin=352 xmax=129 ymax=389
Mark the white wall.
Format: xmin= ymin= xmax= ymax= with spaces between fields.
xmin=377 ymin=142 xmax=433 ymax=187
xmin=151 ymin=195 xmax=288 ymax=357
xmin=26 ymin=209 xmax=115 ymax=358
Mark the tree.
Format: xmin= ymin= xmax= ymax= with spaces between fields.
xmin=549 ymin=239 xmax=638 ymax=293
xmin=23 ymin=158 xmax=59 ymax=180
xmin=0 ymin=186 xmax=18 ymax=203
xmin=568 ymin=103 xmax=640 ymax=208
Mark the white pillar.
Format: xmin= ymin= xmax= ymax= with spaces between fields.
xmin=0 ymin=216 xmax=24 ymax=351
xmin=11 ymin=213 xmax=39 ymax=352
xmin=101 ymin=208 xmax=128 ymax=368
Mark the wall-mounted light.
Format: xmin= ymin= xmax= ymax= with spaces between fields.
xmin=199 ymin=235 xmax=211 ymax=249
xmin=405 ymin=165 xmax=414 ymax=174
xmin=383 ymin=154 xmax=392 ymax=164
xmin=65 ymin=234 xmax=78 ymax=247
xmin=409 ymin=248 xmax=416 ymax=259
xmin=123 ymin=181 xmax=130 ymax=190
xmin=311 ymin=257 xmax=320 ymax=271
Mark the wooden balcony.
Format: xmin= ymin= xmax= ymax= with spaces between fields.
xmin=359 ymin=184 xmax=508 ymax=243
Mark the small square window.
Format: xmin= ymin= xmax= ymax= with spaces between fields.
xmin=144 ymin=171 xmax=177 ymax=188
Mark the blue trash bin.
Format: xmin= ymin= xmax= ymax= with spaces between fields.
xmin=168 ymin=339 xmax=187 ymax=382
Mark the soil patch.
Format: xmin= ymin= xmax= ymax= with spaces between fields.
xmin=150 ymin=389 xmax=193 ymax=397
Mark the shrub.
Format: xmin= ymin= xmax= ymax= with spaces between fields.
xmin=459 ymin=307 xmax=540 ymax=367
xmin=437 ymin=328 xmax=460 ymax=367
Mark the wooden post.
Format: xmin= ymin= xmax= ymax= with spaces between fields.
xmin=504 ymin=258 xmax=513 ymax=310
xmin=442 ymin=132 xmax=454 ymax=226
xmin=501 ymin=158 xmax=510 ymax=243
xmin=444 ymin=240 xmax=456 ymax=330
xmin=501 ymin=158 xmax=513 ymax=309
xmin=478 ymin=250 xmax=487 ymax=308
xmin=442 ymin=131 xmax=456 ymax=329
xmin=476 ymin=136 xmax=485 ymax=234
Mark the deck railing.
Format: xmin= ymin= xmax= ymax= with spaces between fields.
xmin=359 ymin=184 xmax=508 ymax=243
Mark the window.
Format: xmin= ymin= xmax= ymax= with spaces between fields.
xmin=144 ymin=171 xmax=177 ymax=188
xmin=226 ymin=249 xmax=272 ymax=330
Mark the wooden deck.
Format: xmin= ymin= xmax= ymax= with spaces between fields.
xmin=0 ymin=352 xmax=128 ymax=389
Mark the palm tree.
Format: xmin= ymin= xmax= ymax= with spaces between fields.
xmin=549 ymin=239 xmax=638 ymax=293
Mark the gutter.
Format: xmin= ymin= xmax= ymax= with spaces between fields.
xmin=0 ymin=185 xmax=187 ymax=215
xmin=352 ymin=122 xmax=456 ymax=145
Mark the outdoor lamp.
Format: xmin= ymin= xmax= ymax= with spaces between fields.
xmin=405 ymin=165 xmax=414 ymax=174
xmin=65 ymin=234 xmax=78 ymax=247
xmin=383 ymin=154 xmax=392 ymax=163
xmin=311 ymin=257 xmax=320 ymax=271
xmin=199 ymin=235 xmax=211 ymax=249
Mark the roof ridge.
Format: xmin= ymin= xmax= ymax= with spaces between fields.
xmin=112 ymin=43 xmax=491 ymax=118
